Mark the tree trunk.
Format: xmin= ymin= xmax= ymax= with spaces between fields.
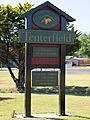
xmin=7 ymin=64 xmax=25 ymax=93
xmin=18 ymin=63 xmax=25 ymax=93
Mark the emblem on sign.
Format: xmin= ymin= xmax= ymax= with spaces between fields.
xmin=41 ymin=16 xmax=52 ymax=25
xmin=33 ymin=10 xmax=59 ymax=28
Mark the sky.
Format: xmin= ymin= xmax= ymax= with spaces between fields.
xmin=0 ymin=0 xmax=90 ymax=33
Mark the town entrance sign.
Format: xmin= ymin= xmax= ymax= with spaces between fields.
xmin=18 ymin=1 xmax=75 ymax=117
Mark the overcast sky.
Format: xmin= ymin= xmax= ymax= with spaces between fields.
xmin=0 ymin=0 xmax=90 ymax=33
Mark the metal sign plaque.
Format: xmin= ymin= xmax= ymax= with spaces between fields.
xmin=19 ymin=29 xmax=75 ymax=44
xmin=32 ymin=46 xmax=59 ymax=57
xmin=32 ymin=71 xmax=58 ymax=86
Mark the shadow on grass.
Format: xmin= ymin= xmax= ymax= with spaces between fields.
xmin=46 ymin=115 xmax=90 ymax=120
xmin=0 ymin=97 xmax=14 ymax=101
xmin=31 ymin=86 xmax=90 ymax=96
xmin=71 ymin=115 xmax=90 ymax=120
xmin=46 ymin=118 xmax=64 ymax=120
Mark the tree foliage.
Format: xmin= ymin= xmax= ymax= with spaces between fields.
xmin=66 ymin=23 xmax=81 ymax=55
xmin=76 ymin=33 xmax=90 ymax=58
xmin=0 ymin=2 xmax=33 ymax=92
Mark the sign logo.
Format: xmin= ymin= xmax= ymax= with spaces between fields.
xmin=41 ymin=16 xmax=52 ymax=25
xmin=33 ymin=10 xmax=59 ymax=28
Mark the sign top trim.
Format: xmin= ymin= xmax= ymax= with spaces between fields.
xmin=17 ymin=1 xmax=75 ymax=22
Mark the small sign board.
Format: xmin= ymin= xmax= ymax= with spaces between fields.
xmin=19 ymin=29 xmax=75 ymax=44
xmin=31 ymin=45 xmax=60 ymax=68
xmin=32 ymin=46 xmax=59 ymax=57
xmin=32 ymin=71 xmax=58 ymax=86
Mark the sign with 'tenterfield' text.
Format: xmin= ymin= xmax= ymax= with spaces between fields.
xmin=19 ymin=29 xmax=75 ymax=44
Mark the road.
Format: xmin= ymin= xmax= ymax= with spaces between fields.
xmin=66 ymin=67 xmax=90 ymax=74
xmin=0 ymin=67 xmax=90 ymax=74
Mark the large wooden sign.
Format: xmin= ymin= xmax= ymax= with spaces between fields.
xmin=19 ymin=29 xmax=75 ymax=44
xmin=18 ymin=1 xmax=76 ymax=117
xmin=32 ymin=71 xmax=58 ymax=86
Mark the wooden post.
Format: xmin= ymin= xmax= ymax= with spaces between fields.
xmin=59 ymin=16 xmax=66 ymax=115
xmin=25 ymin=16 xmax=32 ymax=117
xmin=25 ymin=44 xmax=31 ymax=117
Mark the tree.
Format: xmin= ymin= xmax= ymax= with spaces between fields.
xmin=76 ymin=33 xmax=90 ymax=58
xmin=0 ymin=3 xmax=81 ymax=92
xmin=0 ymin=2 xmax=33 ymax=92
xmin=66 ymin=23 xmax=81 ymax=55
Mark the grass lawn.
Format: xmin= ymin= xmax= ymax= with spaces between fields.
xmin=66 ymin=73 xmax=90 ymax=87
xmin=0 ymin=93 xmax=90 ymax=120
xmin=0 ymin=69 xmax=18 ymax=92
xmin=0 ymin=68 xmax=90 ymax=120
xmin=0 ymin=69 xmax=90 ymax=90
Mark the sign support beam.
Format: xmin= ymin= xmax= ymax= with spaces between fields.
xmin=25 ymin=43 xmax=31 ymax=117
xmin=25 ymin=16 xmax=32 ymax=117
xmin=59 ymin=16 xmax=66 ymax=116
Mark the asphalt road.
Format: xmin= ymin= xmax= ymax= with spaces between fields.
xmin=0 ymin=67 xmax=90 ymax=74
xmin=66 ymin=67 xmax=90 ymax=74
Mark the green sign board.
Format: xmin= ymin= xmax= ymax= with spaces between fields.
xmin=32 ymin=47 xmax=59 ymax=57
xmin=33 ymin=10 xmax=59 ymax=29
xmin=19 ymin=29 xmax=75 ymax=44
xmin=32 ymin=71 xmax=58 ymax=86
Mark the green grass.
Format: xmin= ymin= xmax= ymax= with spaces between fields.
xmin=0 ymin=69 xmax=18 ymax=91
xmin=66 ymin=73 xmax=90 ymax=87
xmin=0 ymin=68 xmax=90 ymax=119
xmin=0 ymin=69 xmax=18 ymax=80
xmin=0 ymin=93 xmax=90 ymax=120
xmin=0 ymin=93 xmax=24 ymax=120
xmin=0 ymin=69 xmax=90 ymax=89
